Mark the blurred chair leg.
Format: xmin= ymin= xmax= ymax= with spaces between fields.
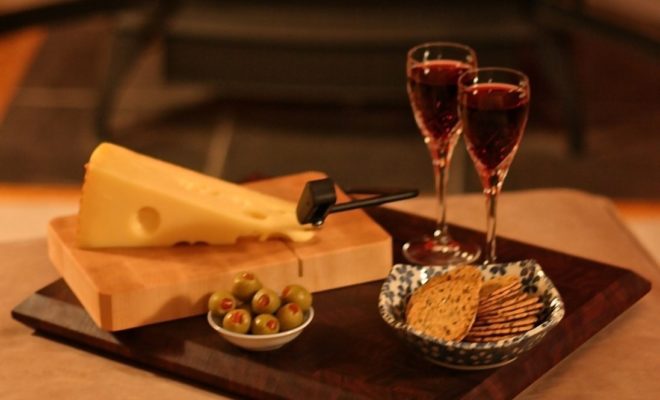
xmin=536 ymin=28 xmax=585 ymax=156
xmin=94 ymin=0 xmax=180 ymax=141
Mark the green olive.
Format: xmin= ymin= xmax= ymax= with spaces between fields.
xmin=281 ymin=284 xmax=312 ymax=311
xmin=208 ymin=290 xmax=237 ymax=316
xmin=251 ymin=288 xmax=281 ymax=314
xmin=276 ymin=302 xmax=304 ymax=331
xmin=251 ymin=314 xmax=280 ymax=335
xmin=222 ymin=309 xmax=252 ymax=334
xmin=231 ymin=272 xmax=262 ymax=301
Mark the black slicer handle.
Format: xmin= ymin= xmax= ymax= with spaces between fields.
xmin=296 ymin=178 xmax=418 ymax=226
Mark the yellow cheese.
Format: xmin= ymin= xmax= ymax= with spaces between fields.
xmin=77 ymin=143 xmax=314 ymax=248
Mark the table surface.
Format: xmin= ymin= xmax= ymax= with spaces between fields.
xmin=1 ymin=186 xmax=659 ymax=399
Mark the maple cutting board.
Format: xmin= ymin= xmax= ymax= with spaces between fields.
xmin=47 ymin=171 xmax=392 ymax=331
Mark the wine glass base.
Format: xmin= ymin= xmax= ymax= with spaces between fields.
xmin=402 ymin=236 xmax=481 ymax=266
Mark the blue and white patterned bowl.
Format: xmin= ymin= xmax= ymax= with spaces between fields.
xmin=378 ymin=260 xmax=565 ymax=370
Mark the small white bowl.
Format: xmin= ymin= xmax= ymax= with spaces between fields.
xmin=207 ymin=308 xmax=314 ymax=351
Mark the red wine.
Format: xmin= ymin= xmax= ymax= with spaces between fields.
xmin=407 ymin=60 xmax=472 ymax=144
xmin=461 ymin=83 xmax=529 ymax=178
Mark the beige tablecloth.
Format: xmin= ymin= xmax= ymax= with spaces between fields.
xmin=1 ymin=189 xmax=658 ymax=399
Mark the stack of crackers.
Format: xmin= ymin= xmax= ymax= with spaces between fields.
xmin=406 ymin=265 xmax=543 ymax=343
xmin=466 ymin=275 xmax=543 ymax=342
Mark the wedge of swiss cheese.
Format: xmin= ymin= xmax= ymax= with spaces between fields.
xmin=77 ymin=143 xmax=314 ymax=248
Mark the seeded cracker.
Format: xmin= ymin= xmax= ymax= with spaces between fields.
xmin=478 ymin=292 xmax=529 ymax=314
xmin=472 ymin=316 xmax=538 ymax=329
xmin=475 ymin=308 xmax=542 ymax=324
xmin=464 ymin=334 xmax=519 ymax=343
xmin=478 ymin=298 xmax=542 ymax=318
xmin=406 ymin=265 xmax=481 ymax=315
xmin=480 ymin=281 xmax=523 ymax=305
xmin=464 ymin=324 xmax=535 ymax=337
xmin=463 ymin=274 xmax=544 ymax=342
xmin=479 ymin=275 xmax=519 ymax=300
xmin=406 ymin=266 xmax=482 ymax=341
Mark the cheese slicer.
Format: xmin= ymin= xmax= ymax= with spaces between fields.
xmin=296 ymin=178 xmax=418 ymax=226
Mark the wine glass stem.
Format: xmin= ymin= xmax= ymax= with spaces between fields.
xmin=484 ymin=178 xmax=501 ymax=264
xmin=431 ymin=150 xmax=451 ymax=245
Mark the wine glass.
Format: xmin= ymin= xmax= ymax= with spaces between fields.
xmin=458 ymin=68 xmax=530 ymax=264
xmin=402 ymin=42 xmax=481 ymax=266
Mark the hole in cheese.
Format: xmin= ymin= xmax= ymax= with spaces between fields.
xmin=134 ymin=206 xmax=161 ymax=235
xmin=244 ymin=209 xmax=268 ymax=220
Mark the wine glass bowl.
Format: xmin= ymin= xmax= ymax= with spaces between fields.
xmin=407 ymin=44 xmax=476 ymax=147
xmin=459 ymin=68 xmax=530 ymax=264
xmin=402 ymin=42 xmax=481 ymax=266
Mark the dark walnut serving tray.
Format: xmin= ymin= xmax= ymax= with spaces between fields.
xmin=12 ymin=208 xmax=651 ymax=400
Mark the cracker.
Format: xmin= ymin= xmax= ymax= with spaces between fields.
xmin=480 ymin=281 xmax=522 ymax=304
xmin=464 ymin=324 xmax=535 ymax=337
xmin=407 ymin=278 xmax=481 ymax=341
xmin=453 ymin=274 xmax=545 ymax=343
xmin=477 ymin=296 xmax=541 ymax=317
xmin=464 ymin=334 xmax=519 ymax=343
xmin=478 ymin=292 xmax=529 ymax=313
xmin=475 ymin=308 xmax=542 ymax=324
xmin=407 ymin=265 xmax=481 ymax=315
xmin=472 ymin=316 xmax=538 ymax=329
xmin=406 ymin=295 xmax=431 ymax=329
xmin=447 ymin=265 xmax=483 ymax=282
xmin=479 ymin=288 xmax=522 ymax=309
xmin=479 ymin=275 xmax=519 ymax=300
xmin=406 ymin=266 xmax=482 ymax=341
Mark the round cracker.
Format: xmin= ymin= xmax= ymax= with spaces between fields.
xmin=480 ymin=281 xmax=522 ymax=304
xmin=479 ymin=275 xmax=520 ymax=299
xmin=478 ymin=296 xmax=541 ymax=316
xmin=478 ymin=292 xmax=529 ymax=313
xmin=406 ymin=267 xmax=483 ymax=341
xmin=472 ymin=316 xmax=538 ymax=330
xmin=464 ymin=334 xmax=519 ymax=343
xmin=475 ymin=308 xmax=542 ymax=324
xmin=464 ymin=324 xmax=535 ymax=337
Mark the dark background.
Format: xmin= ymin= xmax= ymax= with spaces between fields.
xmin=1 ymin=2 xmax=658 ymax=198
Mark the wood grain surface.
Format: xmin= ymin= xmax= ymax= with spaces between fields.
xmin=12 ymin=207 xmax=651 ymax=400
xmin=45 ymin=171 xmax=391 ymax=331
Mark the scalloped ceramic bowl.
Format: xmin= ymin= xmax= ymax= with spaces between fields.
xmin=208 ymin=308 xmax=313 ymax=351
xmin=378 ymin=260 xmax=564 ymax=369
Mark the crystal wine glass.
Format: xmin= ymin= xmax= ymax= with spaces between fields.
xmin=402 ymin=42 xmax=481 ymax=266
xmin=458 ymin=68 xmax=530 ymax=264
